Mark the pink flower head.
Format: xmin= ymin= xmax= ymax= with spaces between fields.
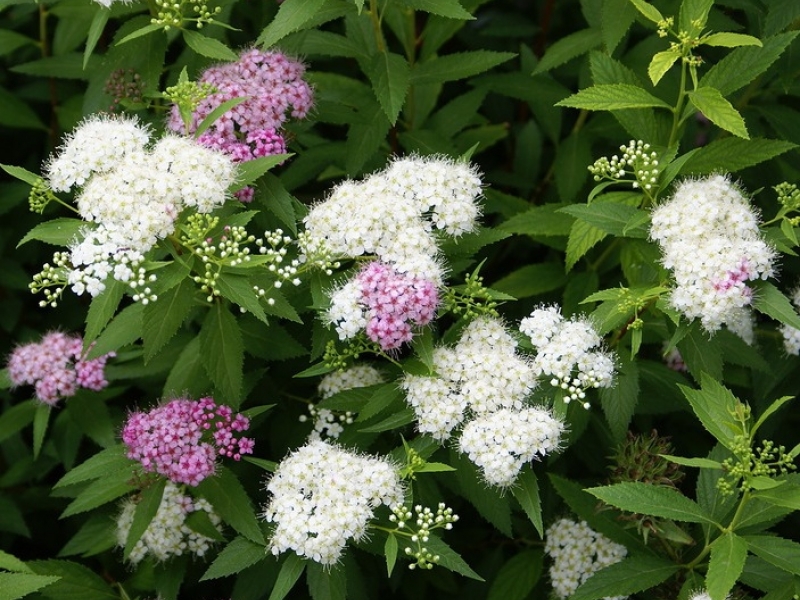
xmin=121 ymin=397 xmax=254 ymax=486
xmin=356 ymin=261 xmax=439 ymax=351
xmin=7 ymin=332 xmax=114 ymax=405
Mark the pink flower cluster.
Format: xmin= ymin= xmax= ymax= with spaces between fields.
xmin=167 ymin=49 xmax=313 ymax=202
xmin=121 ymin=397 xmax=254 ymax=486
xmin=7 ymin=332 xmax=114 ymax=405
xmin=357 ymin=262 xmax=439 ymax=351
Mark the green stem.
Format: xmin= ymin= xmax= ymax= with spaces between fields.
xmin=667 ymin=61 xmax=688 ymax=149
xmin=368 ymin=0 xmax=386 ymax=52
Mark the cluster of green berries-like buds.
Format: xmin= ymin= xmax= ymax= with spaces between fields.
xmin=323 ymin=336 xmax=384 ymax=371
xmin=389 ymin=503 xmax=459 ymax=570
xmin=296 ymin=232 xmax=342 ymax=277
xmin=588 ymin=140 xmax=660 ymax=193
xmin=28 ymin=178 xmax=60 ymax=214
xmin=718 ymin=434 xmax=797 ymax=495
xmin=776 ymin=182 xmax=800 ymax=214
xmin=441 ymin=270 xmax=499 ymax=319
xmin=30 ymin=252 xmax=70 ymax=308
xmin=152 ymin=0 xmax=221 ymax=30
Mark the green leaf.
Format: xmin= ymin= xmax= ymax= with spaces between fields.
xmin=216 ymin=274 xmax=267 ymax=324
xmin=601 ymin=0 xmax=636 ymax=54
xmin=533 ymin=29 xmax=602 ymax=74
xmin=358 ymin=408 xmax=415 ymax=433
xmin=628 ymin=0 xmax=664 ymax=23
xmin=163 ymin=336 xmax=211 ymax=398
xmin=660 ymin=454 xmax=723 ymax=469
xmin=280 ymin=30 xmax=363 ymax=58
xmin=491 ymin=262 xmax=566 ymax=299
xmin=554 ymin=132 xmax=592 ymax=203
xmin=498 ymin=203 xmax=574 ymax=237
xmin=0 ymin=30 xmax=36 ymax=56
xmin=182 ymin=30 xmax=238 ymax=60
xmin=346 ymin=102 xmax=391 ymax=173
xmin=318 ymin=385 xmax=380 ymax=412
xmin=124 ymin=479 xmax=166 ymax=561
xmin=116 ymin=23 xmax=163 ymax=46
xmin=487 ymin=549 xmax=542 ymax=600
xmin=234 ymin=155 xmax=292 ymax=190
xmin=0 ymin=87 xmax=47 ymax=130
xmin=707 ymin=532 xmax=748 ymax=600
xmin=411 ymin=51 xmax=516 ymax=85
xmin=256 ymin=174 xmax=297 ymax=234
xmin=66 ymin=395 xmax=115 ymax=449
xmin=54 ymin=445 xmax=130 ymax=488
xmin=752 ymin=483 xmax=800 ymax=511
xmin=194 ymin=96 xmax=249 ymax=139
xmin=399 ymin=0 xmax=473 ymax=19
xmin=423 ymin=535 xmax=484 ymax=581
xmin=84 ymin=280 xmax=125 ymax=346
xmin=451 ymin=449 xmax=512 ymax=535
xmin=648 ymin=49 xmax=681 ymax=86
xmin=32 ymin=403 xmax=50 ymax=460
xmin=367 ymin=51 xmax=410 ymax=125
xmin=702 ymin=32 xmax=762 ymax=48
xmin=1 ymin=163 xmax=40 ymax=186
xmin=256 ymin=0 xmax=328 ymax=47
xmin=356 ymin=384 xmax=403 ymax=423
xmin=753 ymin=281 xmax=800 ymax=330
xmin=143 ymin=279 xmax=196 ymax=362
xmin=307 ymin=562 xmax=347 ymax=600
xmin=201 ymin=536 xmax=267 ymax=581
xmin=11 ymin=53 xmax=99 ymax=79
xmin=688 ymin=87 xmax=749 ymax=139
xmin=556 ymin=84 xmax=671 ymax=110
xmin=745 ymin=536 xmax=800 ymax=576
xmin=269 ymin=553 xmax=306 ymax=600
xmin=385 ymin=534 xmax=398 ymax=576
xmin=571 ymin=555 xmax=679 ymax=600
xmin=753 ymin=395 xmax=794 ymax=437
xmin=196 ymin=467 xmax=262 ymax=544
xmin=17 ymin=218 xmax=86 ymax=248
xmin=599 ymin=355 xmax=639 ymax=441
xmin=86 ymin=303 xmax=143 ymax=359
xmin=586 ymin=482 xmax=717 ymax=524
xmin=200 ymin=303 xmax=244 ymax=405
xmin=677 ymin=324 xmax=723 ymax=382
xmin=84 ymin=9 xmax=109 ymax=69
xmin=559 ymin=203 xmax=649 ymax=238
xmin=60 ymin=470 xmax=137 ymax=518
xmin=682 ymin=137 xmax=796 ymax=175
xmin=0 ymin=572 xmax=60 ymax=600
xmin=679 ymin=0 xmax=713 ymax=34
xmin=0 ymin=550 xmax=32 ymax=573
xmin=679 ymin=374 xmax=742 ymax=450
xmin=701 ymin=32 xmax=799 ymax=96
xmin=27 ymin=559 xmax=115 ymax=600
xmin=511 ymin=468 xmax=543 ymax=536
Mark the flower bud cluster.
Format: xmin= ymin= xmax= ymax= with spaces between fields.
xmin=7 ymin=331 xmax=114 ymax=405
xmin=151 ymin=0 xmax=221 ymax=29
xmin=520 ymin=305 xmax=615 ymax=408
xmin=545 ymin=518 xmax=628 ymax=600
xmin=718 ymin=434 xmax=796 ymax=495
xmin=122 ymin=397 xmax=254 ymax=487
xmin=389 ymin=503 xmax=458 ymax=570
xmin=264 ymin=440 xmax=403 ymax=565
xmin=104 ymin=68 xmax=144 ymax=112
xmin=37 ymin=114 xmax=235 ymax=304
xmin=650 ymin=175 xmax=776 ymax=343
xmin=328 ymin=261 xmax=439 ymax=351
xmin=588 ymin=140 xmax=660 ymax=192
xmin=116 ymin=481 xmax=221 ymax=564
xmin=302 ymin=155 xmax=482 ymax=283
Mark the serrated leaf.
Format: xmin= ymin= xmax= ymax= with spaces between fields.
xmin=124 ymin=479 xmax=166 ymax=561
xmin=346 ymin=102 xmax=391 ymax=173
xmin=628 ymin=0 xmax=664 ymax=23
xmin=358 ymin=408 xmax=414 ymax=433
xmin=557 ymin=84 xmax=671 ymax=110
xmin=679 ymin=374 xmax=741 ymax=450
xmin=199 ymin=303 xmax=244 ymax=405
xmin=357 ymin=384 xmax=402 ymax=422
xmin=649 ymin=49 xmax=681 ymax=86
xmin=423 ymin=535 xmax=484 ymax=581
xmin=194 ymin=96 xmax=249 ymax=139
xmin=307 ymin=562 xmax=346 ymax=600
xmin=84 ymin=9 xmax=109 ymax=69
xmin=116 ymin=23 xmax=163 ymax=45
xmin=555 ymin=132 xmax=591 ymax=203
xmin=511 ymin=468 xmax=543 ymax=536
xmin=411 ymin=51 xmax=515 ymax=85
xmin=688 ymin=87 xmax=749 ymax=139
xmin=215 ymin=274 xmax=267 ymax=324
xmin=54 ymin=445 xmax=130 ymax=488
xmin=86 ymin=303 xmax=142 ymax=359
xmin=491 ymin=262 xmax=566 ymax=298
xmin=0 ymin=87 xmax=47 ymax=130
xmin=487 ymin=549 xmax=542 ymax=600
xmin=32 ymin=403 xmax=50 ymax=460
xmin=201 ymin=536 xmax=266 ymax=581
xmin=60 ymin=470 xmax=137 ymax=518
xmin=257 ymin=0 xmax=328 ymax=47
xmin=498 ymin=203 xmax=574 ymax=237
xmin=587 ymin=482 xmax=716 ymax=524
xmin=256 ymin=174 xmax=297 ymax=234
xmin=280 ymin=29 xmax=363 ymax=58
xmin=0 ymin=572 xmax=60 ymax=600
xmin=384 ymin=534 xmax=398 ymax=576
xmin=533 ymin=29 xmax=602 ymax=74
xmin=163 ymin=336 xmax=211 ymax=398
xmin=0 ymin=550 xmax=32 ymax=573
xmin=400 ymin=0 xmax=473 ymax=19
xmin=269 ymin=553 xmax=305 ymax=600
xmin=195 ymin=467 xmax=262 ymax=544
xmin=677 ymin=324 xmax=723 ymax=382
xmin=84 ymin=280 xmax=125 ymax=346
xmin=599 ymin=355 xmax=638 ymax=441
xmin=679 ymin=0 xmax=713 ymax=34
xmin=753 ymin=281 xmax=800 ymax=330
xmin=753 ymin=395 xmax=794 ymax=437
xmin=707 ymin=532 xmax=748 ymax=600
xmin=318 ymin=385 xmax=379 ymax=412
xmin=367 ymin=51 xmax=410 ymax=125
xmin=1 ymin=163 xmax=40 ymax=186
xmin=143 ymin=279 xmax=196 ymax=362
xmin=560 ymin=203 xmax=649 ymax=238
xmin=182 ymin=29 xmax=238 ymax=60
xmin=234 ymin=154 xmax=292 ymax=190
xmin=702 ymin=32 xmax=762 ymax=48
xmin=17 ymin=218 xmax=86 ymax=248
xmin=571 ymin=555 xmax=678 ymax=600
xmin=745 ymin=536 xmax=800 ymax=576
xmin=28 ymin=559 xmax=116 ymax=600
xmin=66 ymin=394 xmax=115 ymax=449
xmin=660 ymin=454 xmax=723 ymax=469
xmin=11 ymin=53 xmax=100 ymax=79
xmin=0 ymin=30 xmax=36 ymax=56
xmin=601 ymin=0 xmax=636 ymax=54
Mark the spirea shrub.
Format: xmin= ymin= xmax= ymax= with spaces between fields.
xmin=2 ymin=0 xmax=800 ymax=598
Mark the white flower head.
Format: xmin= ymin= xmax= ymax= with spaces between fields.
xmin=545 ymin=518 xmax=628 ymax=600
xmin=264 ymin=440 xmax=403 ymax=565
xmin=318 ymin=364 xmax=386 ymax=399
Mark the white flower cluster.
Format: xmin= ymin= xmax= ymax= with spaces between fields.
xmin=403 ymin=317 xmax=537 ymax=440
xmin=688 ymin=591 xmax=728 ymax=600
xmin=43 ymin=114 xmax=235 ymax=299
xmin=650 ymin=174 xmax=776 ymax=343
xmin=116 ymin=481 xmax=221 ymax=565
xmin=458 ymin=408 xmax=563 ymax=487
xmin=780 ymin=286 xmax=800 ymax=355
xmin=520 ymin=305 xmax=615 ymax=408
xmin=545 ymin=518 xmax=628 ymax=600
xmin=302 ymin=155 xmax=482 ymax=282
xmin=264 ymin=439 xmax=403 ymax=565
xmin=318 ymin=364 xmax=385 ymax=398
xmin=403 ymin=317 xmax=564 ymax=487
